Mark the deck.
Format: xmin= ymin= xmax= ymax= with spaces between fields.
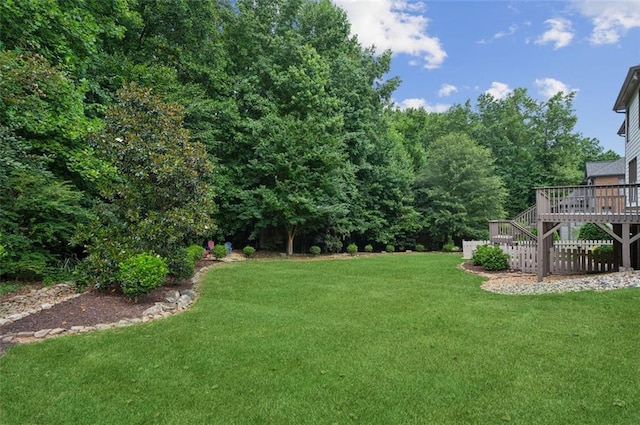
xmin=536 ymin=183 xmax=640 ymax=224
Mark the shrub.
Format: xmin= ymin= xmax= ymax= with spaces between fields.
xmin=346 ymin=243 xmax=358 ymax=255
xmin=442 ymin=241 xmax=460 ymax=252
xmin=593 ymin=244 xmax=613 ymax=254
xmin=166 ymin=249 xmax=195 ymax=282
xmin=212 ymin=244 xmax=227 ymax=259
xmin=324 ymin=237 xmax=342 ymax=253
xmin=415 ymin=244 xmax=426 ymax=252
xmin=186 ymin=245 xmax=205 ymax=263
xmin=578 ymin=223 xmax=612 ymax=241
xmin=385 ymin=244 xmax=395 ymax=253
xmin=364 ymin=244 xmax=373 ymax=253
xmin=118 ymin=252 xmax=168 ymax=299
xmin=243 ymin=246 xmax=256 ymax=258
xmin=309 ymin=245 xmax=321 ymax=256
xmin=43 ymin=257 xmax=79 ymax=286
xmin=472 ymin=244 xmax=491 ymax=266
xmin=473 ymin=245 xmax=509 ymax=271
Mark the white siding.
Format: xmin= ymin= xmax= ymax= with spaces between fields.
xmin=626 ymin=88 xmax=640 ymax=185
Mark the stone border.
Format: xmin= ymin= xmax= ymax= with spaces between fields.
xmin=0 ymin=283 xmax=82 ymax=326
xmin=0 ymin=264 xmax=217 ymax=346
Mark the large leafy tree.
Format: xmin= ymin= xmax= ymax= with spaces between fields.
xmin=213 ymin=0 xmax=357 ymax=253
xmin=77 ymin=83 xmax=215 ymax=287
xmin=0 ymin=51 xmax=93 ymax=278
xmin=470 ymin=89 xmax=614 ymax=216
xmin=415 ymin=133 xmax=507 ymax=244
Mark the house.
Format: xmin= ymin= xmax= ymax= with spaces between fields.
xmin=490 ymin=64 xmax=640 ymax=280
xmin=583 ymin=158 xmax=626 ymax=216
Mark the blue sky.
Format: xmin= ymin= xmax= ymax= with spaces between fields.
xmin=332 ymin=0 xmax=640 ymax=156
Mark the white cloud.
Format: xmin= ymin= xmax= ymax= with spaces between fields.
xmin=572 ymin=0 xmax=640 ymax=45
xmin=485 ymin=82 xmax=512 ymax=100
xmin=534 ymin=78 xmax=576 ymax=99
xmin=332 ymin=0 xmax=447 ymax=69
xmin=438 ymin=84 xmax=458 ymax=97
xmin=494 ymin=24 xmax=518 ymax=40
xmin=395 ymin=98 xmax=450 ymax=112
xmin=535 ymin=17 xmax=575 ymax=49
xmin=478 ymin=24 xmax=519 ymax=44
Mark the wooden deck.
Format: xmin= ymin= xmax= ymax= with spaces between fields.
xmin=536 ymin=183 xmax=640 ymax=224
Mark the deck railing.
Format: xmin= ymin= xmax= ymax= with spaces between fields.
xmin=489 ymin=220 xmax=536 ymax=243
xmin=536 ymin=183 xmax=640 ymax=223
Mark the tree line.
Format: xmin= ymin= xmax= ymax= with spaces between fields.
xmin=0 ymin=0 xmax=616 ymax=282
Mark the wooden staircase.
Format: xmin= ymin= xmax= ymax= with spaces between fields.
xmin=489 ymin=205 xmax=537 ymax=243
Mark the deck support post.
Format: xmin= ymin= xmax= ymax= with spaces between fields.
xmin=622 ymin=223 xmax=631 ymax=270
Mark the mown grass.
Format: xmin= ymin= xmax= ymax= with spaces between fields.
xmin=2 ymin=253 xmax=640 ymax=424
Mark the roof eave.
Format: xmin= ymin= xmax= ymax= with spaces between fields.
xmin=613 ymin=65 xmax=640 ymax=112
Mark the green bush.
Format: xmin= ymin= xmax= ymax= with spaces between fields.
xmin=166 ymin=249 xmax=195 ymax=282
xmin=242 ymin=246 xmax=256 ymax=258
xmin=43 ymin=257 xmax=79 ymax=286
xmin=472 ymin=245 xmax=491 ymax=266
xmin=212 ymin=244 xmax=227 ymax=259
xmin=118 ymin=252 xmax=168 ymax=299
xmin=186 ymin=245 xmax=205 ymax=263
xmin=578 ymin=223 xmax=612 ymax=241
xmin=473 ymin=245 xmax=510 ymax=271
xmin=385 ymin=244 xmax=395 ymax=253
xmin=309 ymin=245 xmax=321 ymax=256
xmin=415 ymin=244 xmax=426 ymax=252
xmin=442 ymin=241 xmax=460 ymax=252
xmin=346 ymin=243 xmax=358 ymax=255
xmin=593 ymin=244 xmax=613 ymax=254
xmin=364 ymin=244 xmax=373 ymax=253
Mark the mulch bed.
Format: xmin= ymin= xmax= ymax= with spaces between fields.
xmin=0 ymin=261 xmax=210 ymax=356
xmin=459 ymin=261 xmax=516 ymax=275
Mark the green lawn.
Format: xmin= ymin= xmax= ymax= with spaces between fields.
xmin=2 ymin=253 xmax=640 ymax=424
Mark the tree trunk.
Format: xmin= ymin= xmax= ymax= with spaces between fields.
xmin=286 ymin=225 xmax=296 ymax=256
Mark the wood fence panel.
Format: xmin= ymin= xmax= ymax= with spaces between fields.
xmin=463 ymin=240 xmax=614 ymax=274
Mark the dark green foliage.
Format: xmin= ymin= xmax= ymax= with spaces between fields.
xmin=309 ymin=246 xmax=321 ymax=256
xmin=385 ymin=244 xmax=395 ymax=253
xmin=212 ymin=244 xmax=227 ymax=259
xmin=43 ymin=257 xmax=79 ymax=286
xmin=242 ymin=246 xmax=256 ymax=258
xmin=415 ymin=244 xmax=426 ymax=252
xmin=78 ymin=84 xmax=215 ymax=286
xmin=73 ymin=227 xmax=135 ymax=290
xmin=0 ymin=234 xmax=6 ymax=262
xmin=472 ymin=244 xmax=509 ymax=271
xmin=118 ymin=252 xmax=168 ymax=299
xmin=442 ymin=241 xmax=460 ymax=252
xmin=415 ymin=133 xmax=506 ymax=243
xmin=166 ymin=249 xmax=195 ymax=282
xmin=364 ymin=244 xmax=374 ymax=253
xmin=0 ymin=52 xmax=93 ymax=279
xmin=578 ymin=223 xmax=612 ymax=241
xmin=593 ymin=244 xmax=613 ymax=254
xmin=346 ymin=243 xmax=358 ymax=255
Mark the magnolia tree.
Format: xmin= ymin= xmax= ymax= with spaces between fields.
xmin=76 ymin=83 xmax=216 ymax=288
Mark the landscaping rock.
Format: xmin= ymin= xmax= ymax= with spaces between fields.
xmin=34 ymin=329 xmax=51 ymax=338
xmin=165 ymin=290 xmax=180 ymax=303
